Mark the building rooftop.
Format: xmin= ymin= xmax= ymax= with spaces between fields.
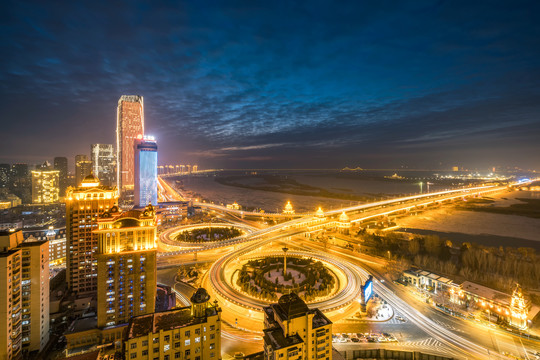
xmin=127 ymin=306 xmax=219 ymax=339
xmin=311 ymin=308 xmax=331 ymax=329
xmin=461 ymin=281 xmax=513 ymax=306
xmin=275 ymin=293 xmax=309 ymax=320
xmin=191 ymin=288 xmax=210 ymax=304
xmin=263 ymin=327 xmax=303 ymax=350
xmin=64 ymin=350 xmax=100 ymax=360
xmin=265 ymin=293 xmax=331 ymax=329
xmin=65 ymin=317 xmax=98 ymax=335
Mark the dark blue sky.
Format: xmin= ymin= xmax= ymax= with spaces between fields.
xmin=1 ymin=0 xmax=539 ymax=170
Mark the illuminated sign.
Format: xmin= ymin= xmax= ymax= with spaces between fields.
xmin=364 ymin=280 xmax=373 ymax=302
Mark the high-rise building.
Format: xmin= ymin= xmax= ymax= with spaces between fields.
xmin=0 ymin=164 xmax=10 ymax=188
xmin=65 ymin=174 xmax=118 ymax=296
xmin=75 ymin=155 xmax=93 ymax=187
xmin=31 ymin=169 xmax=60 ymax=203
xmin=134 ymin=136 xmax=158 ymax=207
xmin=124 ymin=288 xmax=222 ymax=360
xmin=54 ymin=157 xmax=68 ymax=197
xmin=262 ymin=293 xmax=333 ymax=360
xmin=1 ymin=230 xmax=50 ymax=358
xmin=0 ymin=230 xmax=23 ymax=360
xmin=94 ymin=204 xmax=157 ymax=328
xmin=91 ymin=144 xmax=116 ymax=187
xmin=11 ymin=164 xmax=30 ymax=203
xmin=19 ymin=238 xmax=50 ymax=353
xmin=117 ymin=95 xmax=144 ymax=201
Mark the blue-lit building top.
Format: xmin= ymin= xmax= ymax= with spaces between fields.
xmin=134 ymin=136 xmax=158 ymax=207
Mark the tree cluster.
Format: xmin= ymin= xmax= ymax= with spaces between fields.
xmin=360 ymin=231 xmax=540 ymax=293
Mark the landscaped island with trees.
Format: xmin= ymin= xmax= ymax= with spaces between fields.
xmin=175 ymin=227 xmax=242 ymax=242
xmin=235 ymin=256 xmax=336 ymax=302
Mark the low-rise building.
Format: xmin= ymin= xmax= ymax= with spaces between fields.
xmin=124 ymin=288 xmax=222 ymax=360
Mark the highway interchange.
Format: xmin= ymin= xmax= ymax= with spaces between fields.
xmin=156 ymin=177 xmax=539 ymax=359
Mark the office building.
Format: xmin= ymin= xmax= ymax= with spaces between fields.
xmin=134 ymin=136 xmax=158 ymax=207
xmin=91 ymin=144 xmax=116 ymax=187
xmin=75 ymin=155 xmax=93 ymax=187
xmin=65 ymin=174 xmax=118 ymax=296
xmin=262 ymin=293 xmax=332 ymax=360
xmin=117 ymin=95 xmax=144 ymax=200
xmin=1 ymin=230 xmax=50 ymax=358
xmin=31 ymin=169 xmax=60 ymax=203
xmin=124 ymin=288 xmax=221 ymax=360
xmin=94 ymin=204 xmax=157 ymax=328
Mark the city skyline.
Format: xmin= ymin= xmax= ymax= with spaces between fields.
xmin=1 ymin=1 xmax=540 ymax=170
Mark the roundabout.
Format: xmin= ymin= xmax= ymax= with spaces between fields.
xmin=233 ymin=253 xmax=339 ymax=303
xmin=204 ymin=232 xmax=370 ymax=331
xmin=159 ymin=222 xmax=257 ymax=251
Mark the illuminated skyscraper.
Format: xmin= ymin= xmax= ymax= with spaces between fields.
xmin=75 ymin=154 xmax=92 ymax=187
xmin=94 ymin=204 xmax=157 ymax=328
xmin=31 ymin=169 xmax=59 ymax=203
xmin=54 ymin=157 xmax=68 ymax=197
xmin=117 ymin=95 xmax=144 ymax=201
xmin=65 ymin=174 xmax=118 ymax=296
xmin=91 ymin=144 xmax=116 ymax=187
xmin=134 ymin=136 xmax=158 ymax=207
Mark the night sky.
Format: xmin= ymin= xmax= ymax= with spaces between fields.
xmin=1 ymin=0 xmax=540 ymax=170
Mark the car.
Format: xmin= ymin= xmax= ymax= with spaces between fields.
xmin=396 ymin=315 xmax=405 ymax=322
xmin=356 ymin=333 xmax=365 ymax=339
xmin=351 ymin=338 xmax=360 ymax=343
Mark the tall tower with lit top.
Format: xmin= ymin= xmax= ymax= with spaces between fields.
xmin=117 ymin=95 xmax=144 ymax=203
xmin=65 ymin=174 xmax=118 ymax=296
xmin=134 ymin=135 xmax=158 ymax=207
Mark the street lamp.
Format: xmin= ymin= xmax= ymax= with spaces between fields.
xmin=283 ymin=247 xmax=289 ymax=276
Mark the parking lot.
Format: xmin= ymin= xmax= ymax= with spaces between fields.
xmin=333 ymin=332 xmax=399 ymax=344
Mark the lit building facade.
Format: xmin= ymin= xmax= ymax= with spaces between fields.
xmin=0 ymin=230 xmax=50 ymax=358
xmin=283 ymin=201 xmax=295 ymax=215
xmin=262 ymin=293 xmax=332 ymax=360
xmin=31 ymin=169 xmax=60 ymax=203
xmin=19 ymin=238 xmax=50 ymax=353
xmin=124 ymin=288 xmax=221 ymax=360
xmin=117 ymin=95 xmax=144 ymax=200
xmin=75 ymin=155 xmax=93 ymax=187
xmin=54 ymin=157 xmax=68 ymax=197
xmin=23 ymin=227 xmax=67 ymax=266
xmin=0 ymin=164 xmax=10 ymax=188
xmin=134 ymin=136 xmax=158 ymax=207
xmin=66 ymin=175 xmax=118 ymax=296
xmin=0 ymin=231 xmax=23 ymax=360
xmin=94 ymin=204 xmax=157 ymax=328
xmin=91 ymin=144 xmax=117 ymax=187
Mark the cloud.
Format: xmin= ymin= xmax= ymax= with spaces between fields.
xmin=1 ymin=0 xmax=539 ymax=170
